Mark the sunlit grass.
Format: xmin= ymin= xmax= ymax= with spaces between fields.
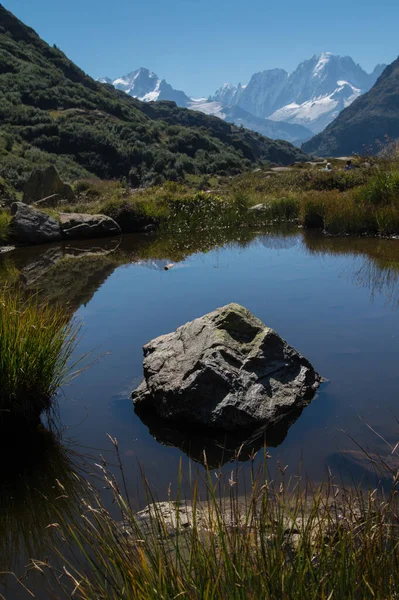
xmin=0 ymin=286 xmax=84 ymax=424
xmin=30 ymin=436 xmax=399 ymax=600
xmin=32 ymin=161 xmax=399 ymax=237
xmin=0 ymin=209 xmax=11 ymax=244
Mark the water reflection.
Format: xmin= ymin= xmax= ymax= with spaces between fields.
xmin=0 ymin=425 xmax=84 ymax=575
xmin=2 ymin=228 xmax=399 ymax=313
xmin=303 ymin=232 xmax=399 ymax=307
xmin=1 ymin=226 xmax=399 ymax=592
xmin=0 ymin=226 xmax=300 ymax=310
xmin=136 ymin=404 xmax=310 ymax=469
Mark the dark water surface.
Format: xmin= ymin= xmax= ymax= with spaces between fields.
xmin=1 ymin=227 xmax=399 ymax=596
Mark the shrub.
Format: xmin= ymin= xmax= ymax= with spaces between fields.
xmin=358 ymin=170 xmax=399 ymax=207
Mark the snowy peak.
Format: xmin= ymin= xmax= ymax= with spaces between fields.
xmin=210 ymin=53 xmax=386 ymax=133
xmin=312 ymin=52 xmax=334 ymax=78
xmin=103 ymin=68 xmax=160 ymax=97
xmin=99 ymin=53 xmax=387 ymax=140
xmin=98 ymin=68 xmax=190 ymax=107
xmin=211 ymin=82 xmax=244 ymax=105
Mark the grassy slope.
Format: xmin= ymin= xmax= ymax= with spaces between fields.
xmin=303 ymin=57 xmax=399 ymax=157
xmin=0 ymin=4 xmax=308 ymax=192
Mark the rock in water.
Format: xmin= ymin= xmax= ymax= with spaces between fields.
xmin=59 ymin=212 xmax=121 ymax=239
xmin=23 ymin=166 xmax=76 ymax=205
xmin=10 ymin=202 xmax=62 ymax=244
xmin=133 ymin=303 xmax=321 ymax=432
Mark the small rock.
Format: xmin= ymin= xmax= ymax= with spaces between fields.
xmin=10 ymin=202 xmax=62 ymax=245
xmin=60 ymin=212 xmax=121 ymax=239
xmin=249 ymin=203 xmax=270 ymax=212
xmin=0 ymin=245 xmax=15 ymax=254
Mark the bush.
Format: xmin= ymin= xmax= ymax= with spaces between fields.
xmin=357 ymin=171 xmax=399 ymax=207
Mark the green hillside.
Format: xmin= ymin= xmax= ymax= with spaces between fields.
xmin=303 ymin=57 xmax=399 ymax=157
xmin=0 ymin=5 xmax=307 ymax=191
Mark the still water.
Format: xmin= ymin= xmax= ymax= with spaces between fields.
xmin=1 ymin=227 xmax=399 ymax=596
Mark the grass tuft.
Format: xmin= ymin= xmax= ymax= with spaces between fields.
xmin=0 ymin=287 xmax=84 ymax=425
xmin=0 ymin=210 xmax=11 ymax=244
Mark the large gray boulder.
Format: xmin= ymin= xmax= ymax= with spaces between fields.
xmin=10 ymin=202 xmax=62 ymax=245
xmin=133 ymin=303 xmax=321 ymax=432
xmin=59 ymin=212 xmax=121 ymax=239
xmin=23 ymin=166 xmax=76 ymax=205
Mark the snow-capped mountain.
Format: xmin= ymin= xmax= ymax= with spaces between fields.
xmin=211 ymin=53 xmax=386 ymax=133
xmin=99 ymin=68 xmax=190 ymax=106
xmin=268 ymin=80 xmax=361 ymax=133
xmin=187 ymin=100 xmax=313 ymax=144
xmin=98 ymin=68 xmax=313 ymax=143
xmin=99 ymin=54 xmax=386 ymax=141
xmin=213 ymin=69 xmax=288 ymax=119
xmin=212 ymin=82 xmax=245 ymax=106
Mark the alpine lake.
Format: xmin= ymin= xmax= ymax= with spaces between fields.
xmin=1 ymin=225 xmax=399 ymax=598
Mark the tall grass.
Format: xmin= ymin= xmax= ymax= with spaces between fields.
xmin=32 ymin=439 xmax=399 ymax=600
xmin=0 ymin=209 xmax=11 ymax=244
xmin=358 ymin=170 xmax=399 ymax=207
xmin=0 ymin=287 xmax=83 ymax=425
xmin=39 ymin=164 xmax=399 ymax=237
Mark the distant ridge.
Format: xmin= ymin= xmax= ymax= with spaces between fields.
xmin=101 ymin=54 xmax=385 ymax=144
xmin=98 ymin=68 xmax=313 ymax=144
xmin=303 ymin=57 xmax=399 ymax=156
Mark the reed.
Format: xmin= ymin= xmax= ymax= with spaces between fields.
xmin=0 ymin=209 xmax=11 ymax=244
xmin=0 ymin=286 xmax=84 ymax=425
xmin=33 ymin=438 xmax=399 ymax=600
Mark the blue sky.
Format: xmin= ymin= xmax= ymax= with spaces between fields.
xmin=3 ymin=0 xmax=398 ymax=97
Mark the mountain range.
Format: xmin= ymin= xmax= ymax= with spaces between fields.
xmin=0 ymin=4 xmax=307 ymax=194
xmin=303 ymin=56 xmax=399 ymax=156
xmin=100 ymin=54 xmax=385 ymax=144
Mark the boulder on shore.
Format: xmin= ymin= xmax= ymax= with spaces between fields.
xmin=23 ymin=166 xmax=76 ymax=205
xmin=59 ymin=212 xmax=121 ymax=239
xmin=133 ymin=303 xmax=321 ymax=433
xmin=10 ymin=202 xmax=62 ymax=245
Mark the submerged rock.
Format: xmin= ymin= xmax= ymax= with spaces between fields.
xmin=23 ymin=166 xmax=76 ymax=205
xmin=133 ymin=303 xmax=321 ymax=433
xmin=59 ymin=212 xmax=121 ymax=239
xmin=10 ymin=202 xmax=62 ymax=244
